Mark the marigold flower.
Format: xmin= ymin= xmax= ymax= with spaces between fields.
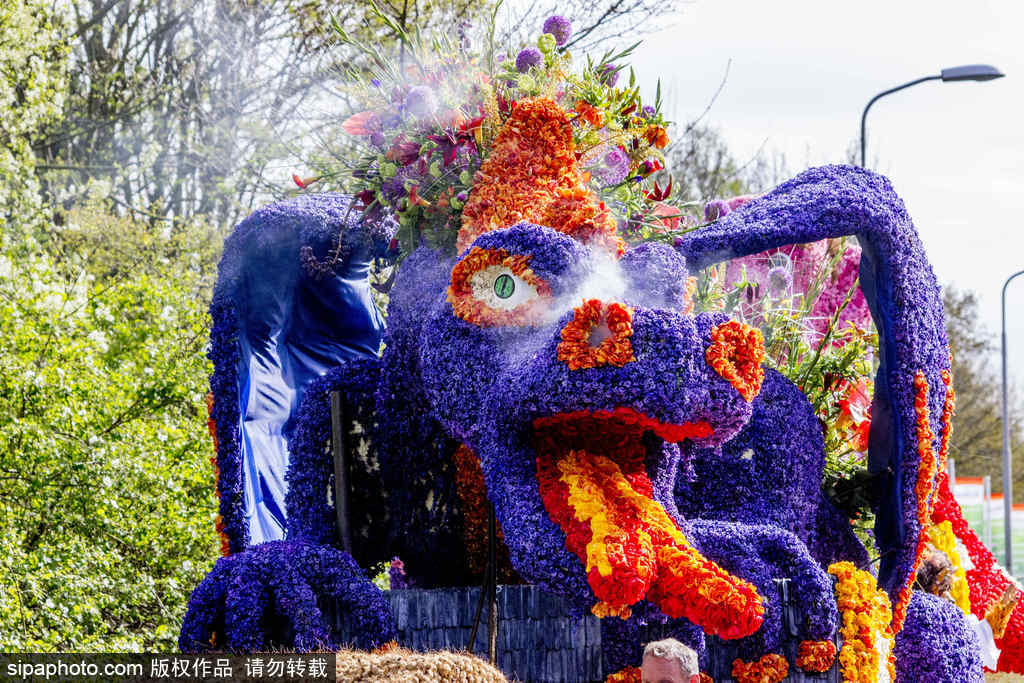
xmin=706 ymin=321 xmax=766 ymax=402
xmin=556 ymin=299 xmax=634 ymax=370
xmin=796 ymin=640 xmax=837 ymax=673
xmin=458 ymin=98 xmax=622 ymax=254
xmin=731 ymin=654 xmax=788 ymax=683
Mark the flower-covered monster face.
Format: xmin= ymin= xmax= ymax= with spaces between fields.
xmin=413 ymin=221 xmax=767 ymax=639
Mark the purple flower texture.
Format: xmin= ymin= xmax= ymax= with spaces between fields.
xmin=894 ymin=592 xmax=984 ymax=682
xmin=704 ymin=198 xmax=732 ymax=222
xmin=542 ymin=15 xmax=572 ymax=46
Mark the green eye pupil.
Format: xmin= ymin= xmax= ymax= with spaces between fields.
xmin=494 ymin=274 xmax=515 ymax=299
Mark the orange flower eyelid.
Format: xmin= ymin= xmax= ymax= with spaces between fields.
xmin=446 ymin=246 xmax=553 ymax=327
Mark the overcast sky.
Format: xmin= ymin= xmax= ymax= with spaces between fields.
xmin=626 ymin=0 xmax=1024 ymax=394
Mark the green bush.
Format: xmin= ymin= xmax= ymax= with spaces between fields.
xmin=0 ymin=205 xmax=221 ymax=651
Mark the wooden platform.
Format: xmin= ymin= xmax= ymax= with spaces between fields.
xmin=327 ymin=580 xmax=842 ymax=682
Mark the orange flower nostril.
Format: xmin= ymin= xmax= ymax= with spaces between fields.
xmin=556 ymin=299 xmax=635 ymax=371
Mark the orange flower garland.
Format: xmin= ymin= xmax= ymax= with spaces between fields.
xmin=556 ymin=299 xmax=635 ymax=370
xmin=796 ymin=639 xmax=837 ymax=673
xmin=705 ymin=321 xmax=766 ymax=402
xmin=205 ymin=393 xmax=231 ymax=557
xmin=457 ymin=97 xmax=623 ymax=255
xmin=731 ymin=654 xmax=788 ymax=683
xmin=447 ymin=247 xmax=552 ymax=326
xmin=937 ymin=369 xmax=955 ymax=474
xmin=892 ymin=371 xmax=940 ymax=633
xmin=829 ymin=561 xmax=897 ymax=683
xmin=451 ymin=445 xmax=519 ymax=583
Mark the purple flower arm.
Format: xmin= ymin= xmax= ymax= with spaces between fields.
xmin=675 ymin=165 xmax=951 ymax=605
xmin=179 ymin=541 xmax=395 ymax=653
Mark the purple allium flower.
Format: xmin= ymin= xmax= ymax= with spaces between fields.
xmin=704 ymin=199 xmax=731 ymax=222
xmin=767 ymin=266 xmax=793 ymax=297
xmin=597 ymin=147 xmax=631 ymax=186
xmin=456 ymin=191 xmax=468 ymax=202
xmin=641 ymin=105 xmax=656 ymax=119
xmin=599 ymin=63 xmax=620 ymax=87
xmin=542 ymin=15 xmax=572 ymax=46
xmin=405 ymin=85 xmax=437 ymax=119
xmin=516 ymin=47 xmax=543 ymax=73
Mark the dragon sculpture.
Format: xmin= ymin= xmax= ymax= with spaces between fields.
xmin=180 ymin=98 xmax=1020 ymax=681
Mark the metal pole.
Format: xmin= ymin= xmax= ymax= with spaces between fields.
xmin=330 ymin=391 xmax=353 ymax=553
xmin=860 ymin=76 xmax=941 ymax=167
xmin=487 ymin=502 xmax=498 ymax=664
xmin=984 ymin=475 xmax=992 ymax=549
xmin=1001 ymin=270 xmax=1024 ymax=573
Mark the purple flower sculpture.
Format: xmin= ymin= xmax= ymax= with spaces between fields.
xmin=542 ymin=15 xmax=572 ymax=46
xmin=183 ymin=162 xmax=975 ymax=678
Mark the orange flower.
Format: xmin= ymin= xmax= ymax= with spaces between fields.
xmin=341 ymin=110 xmax=376 ymax=136
xmin=731 ymin=654 xmax=788 ymax=683
xmin=644 ymin=125 xmax=669 ymax=148
xmin=458 ymin=98 xmax=623 ymax=255
xmin=706 ymin=321 xmax=766 ymax=402
xmin=556 ymin=299 xmax=635 ymax=370
xmin=575 ymin=99 xmax=604 ymax=126
xmin=795 ymin=640 xmax=836 ymax=673
xmin=893 ymin=370 xmax=942 ymax=633
xmin=604 ymin=667 xmax=641 ymax=683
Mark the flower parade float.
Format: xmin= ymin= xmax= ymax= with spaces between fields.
xmin=179 ymin=14 xmax=1023 ymax=682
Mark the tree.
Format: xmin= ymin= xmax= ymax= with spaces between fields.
xmin=501 ymin=0 xmax=682 ymax=52
xmin=34 ymin=0 xmax=501 ymax=229
xmin=667 ymin=123 xmax=789 ymax=203
xmin=943 ymin=285 xmax=1024 ymax=500
xmin=0 ymin=0 xmax=68 ymax=235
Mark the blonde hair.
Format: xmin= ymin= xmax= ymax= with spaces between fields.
xmin=643 ymin=638 xmax=699 ymax=676
xmin=335 ymin=646 xmax=508 ymax=683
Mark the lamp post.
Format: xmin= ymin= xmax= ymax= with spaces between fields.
xmin=860 ymin=64 xmax=1004 ymax=167
xmin=1002 ymin=270 xmax=1024 ymax=574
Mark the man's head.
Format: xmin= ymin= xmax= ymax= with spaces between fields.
xmin=641 ymin=638 xmax=699 ymax=683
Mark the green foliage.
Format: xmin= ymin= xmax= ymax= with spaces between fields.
xmin=0 ymin=0 xmax=68 ymax=233
xmin=0 ymin=206 xmax=221 ymax=651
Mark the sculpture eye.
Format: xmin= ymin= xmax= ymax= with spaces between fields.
xmin=447 ymin=247 xmax=553 ymax=326
xmin=473 ymin=267 xmax=537 ymax=311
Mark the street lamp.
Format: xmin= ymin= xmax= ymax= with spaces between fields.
xmin=860 ymin=64 xmax=1004 ymax=167
xmin=1002 ymin=269 xmax=1024 ymax=574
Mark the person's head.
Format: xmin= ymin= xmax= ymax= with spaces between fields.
xmin=641 ymin=638 xmax=700 ymax=683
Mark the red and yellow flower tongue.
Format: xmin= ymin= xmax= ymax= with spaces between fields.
xmin=534 ymin=412 xmax=764 ymax=639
